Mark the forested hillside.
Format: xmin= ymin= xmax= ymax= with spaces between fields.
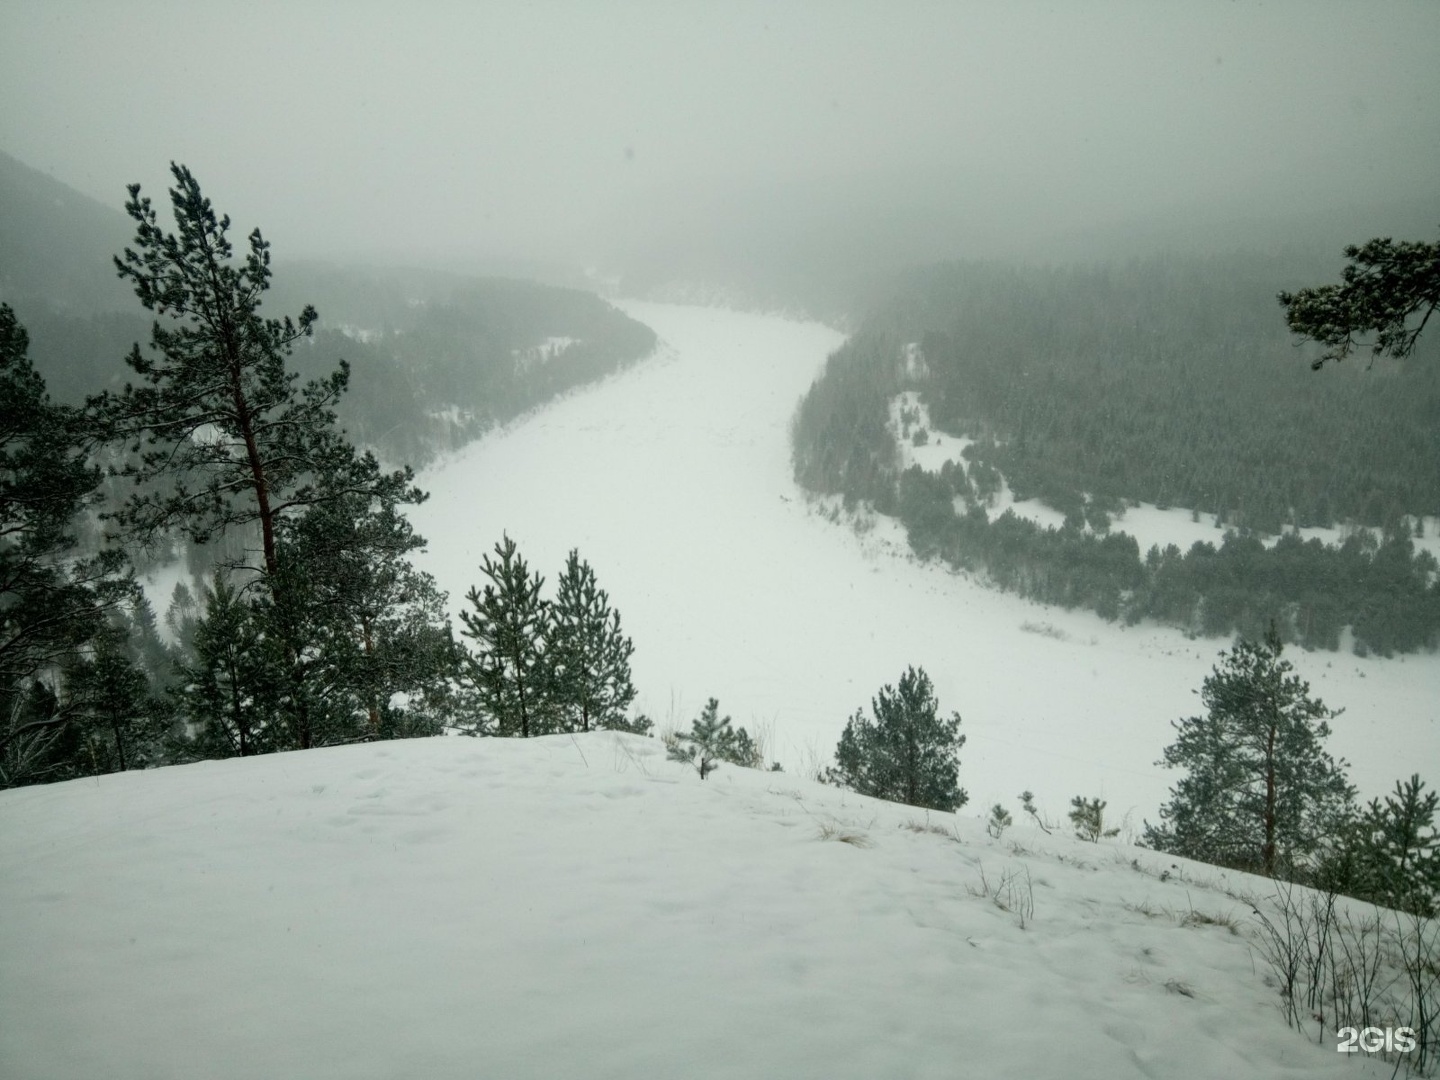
xmin=792 ymin=254 xmax=1440 ymax=654
xmin=0 ymin=151 xmax=656 ymax=467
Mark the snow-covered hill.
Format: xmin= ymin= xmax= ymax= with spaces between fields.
xmin=409 ymin=302 xmax=1440 ymax=829
xmin=0 ymin=733 xmax=1406 ymax=1079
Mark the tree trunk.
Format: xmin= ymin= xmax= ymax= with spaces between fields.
xmin=362 ymin=615 xmax=380 ymax=737
xmin=110 ymin=712 xmax=128 ymax=772
xmin=1263 ymin=720 xmax=1278 ymax=876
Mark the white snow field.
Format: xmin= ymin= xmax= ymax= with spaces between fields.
xmin=0 ymin=733 xmax=1411 ymax=1079
xmin=409 ymin=301 xmax=1440 ymax=829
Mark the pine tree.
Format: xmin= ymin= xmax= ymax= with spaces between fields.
xmin=986 ymin=803 xmax=1013 ymax=839
xmin=1345 ymin=775 xmax=1440 ymax=916
xmin=1144 ymin=628 xmax=1354 ymax=877
xmin=95 ymin=164 xmax=422 ymax=581
xmin=64 ymin=625 xmax=160 ymax=774
xmin=1 ymin=304 xmax=133 ymax=786
xmin=666 ymin=698 xmax=759 ymax=778
xmin=459 ymin=535 xmax=552 ymax=737
xmin=825 ymin=666 xmax=967 ymax=812
xmin=1279 ymin=234 xmax=1440 ymax=368
xmin=273 ymin=487 xmax=458 ymax=743
xmin=1068 ymin=796 xmax=1120 ymax=843
xmin=548 ymin=550 xmax=636 ymax=732
xmin=174 ymin=573 xmax=274 ymax=758
xmin=91 ymin=165 xmax=426 ymax=750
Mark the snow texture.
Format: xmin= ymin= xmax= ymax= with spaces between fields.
xmin=0 ymin=733 xmax=1406 ymax=1079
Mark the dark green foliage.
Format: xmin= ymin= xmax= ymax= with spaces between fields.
xmin=1068 ymin=796 xmax=1120 ymax=843
xmin=273 ymin=487 xmax=458 ymax=744
xmin=173 ymin=574 xmax=274 ymax=758
xmin=825 ymin=666 xmax=967 ymax=812
xmin=548 ymin=550 xmax=637 ymax=733
xmin=1279 ymin=235 xmax=1440 ymax=368
xmin=1317 ymin=776 xmax=1440 ymax=917
xmin=459 ymin=538 xmax=644 ymax=738
xmin=88 ymin=165 xmax=447 ymax=756
xmin=789 ymin=255 xmax=1440 ymax=652
xmin=93 ymin=164 xmax=423 ymax=583
xmin=274 ymin=269 xmax=657 ymax=469
xmin=460 ymin=535 xmax=552 ymax=737
xmin=63 ymin=624 xmax=164 ymax=774
xmin=790 ymin=328 xmax=900 ymax=513
xmin=2 ymin=154 xmax=656 ymax=466
xmin=666 ymin=698 xmax=760 ymax=779
xmin=1 ymin=304 xmax=133 ymax=787
xmin=1144 ymin=629 xmax=1354 ymax=877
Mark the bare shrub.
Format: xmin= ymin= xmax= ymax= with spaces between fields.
xmin=1250 ymin=882 xmax=1439 ymax=1075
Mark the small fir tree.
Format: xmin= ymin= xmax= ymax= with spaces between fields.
xmin=548 ymin=550 xmax=636 ymax=732
xmin=825 ymin=666 xmax=967 ymax=812
xmin=459 ymin=535 xmax=552 ymax=737
xmin=1144 ymin=628 xmax=1354 ymax=877
xmin=1018 ymin=790 xmax=1052 ymax=834
xmin=1068 ymin=796 xmax=1120 ymax=843
xmin=1337 ymin=775 xmax=1440 ymax=916
xmin=667 ymin=698 xmax=759 ymax=778
xmin=987 ymin=803 xmax=1013 ymax=839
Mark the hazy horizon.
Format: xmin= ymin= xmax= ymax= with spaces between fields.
xmin=3 ymin=1 xmax=1438 ymax=283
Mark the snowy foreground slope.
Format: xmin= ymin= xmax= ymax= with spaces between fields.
xmin=409 ymin=301 xmax=1440 ymax=827
xmin=0 ymin=734 xmax=1399 ymax=1080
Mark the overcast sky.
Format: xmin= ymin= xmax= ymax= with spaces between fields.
xmin=3 ymin=1 xmax=1438 ymax=276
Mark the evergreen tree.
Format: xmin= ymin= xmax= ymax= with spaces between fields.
xmin=271 ymin=487 xmax=458 ymax=744
xmin=90 ymin=165 xmax=429 ymax=751
xmin=174 ymin=573 xmax=273 ymax=759
xmin=825 ymin=666 xmax=967 ymax=812
xmin=548 ymin=550 xmax=636 ymax=732
xmin=459 ymin=535 xmax=552 ymax=737
xmin=1279 ymin=234 xmax=1440 ymax=368
xmin=1 ymin=304 xmax=133 ymax=787
xmin=94 ymin=164 xmax=422 ymax=581
xmin=64 ymin=625 xmax=161 ymax=774
xmin=1068 ymin=796 xmax=1120 ymax=843
xmin=1341 ymin=775 xmax=1440 ymax=917
xmin=1144 ymin=628 xmax=1354 ymax=877
xmin=986 ymin=803 xmax=1013 ymax=839
xmin=666 ymin=698 xmax=759 ymax=779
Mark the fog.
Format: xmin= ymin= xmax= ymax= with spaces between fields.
xmin=3 ymin=1 xmax=1438 ymax=286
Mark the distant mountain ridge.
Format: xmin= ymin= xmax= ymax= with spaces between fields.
xmin=0 ymin=151 xmax=657 ymax=470
xmin=0 ymin=149 xmax=135 ymax=318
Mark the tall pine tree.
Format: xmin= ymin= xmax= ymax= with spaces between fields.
xmin=95 ymin=164 xmax=422 ymax=581
xmin=92 ymin=165 xmax=430 ymax=751
xmin=1 ymin=305 xmax=132 ymax=787
xmin=459 ymin=535 xmax=552 ymax=737
xmin=548 ymin=550 xmax=636 ymax=732
xmin=1144 ymin=628 xmax=1354 ymax=877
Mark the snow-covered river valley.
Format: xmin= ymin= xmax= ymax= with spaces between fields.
xmin=410 ymin=301 xmax=1440 ymax=828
